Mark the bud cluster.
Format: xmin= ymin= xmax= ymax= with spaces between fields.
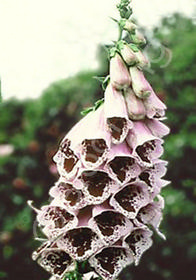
xmin=28 ymin=2 xmax=170 ymax=280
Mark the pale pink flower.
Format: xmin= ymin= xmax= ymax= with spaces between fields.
xmin=110 ymin=181 xmax=151 ymax=219
xmin=110 ymin=53 xmax=131 ymax=90
xmin=75 ymin=169 xmax=116 ymax=205
xmin=27 ymin=201 xmax=78 ymax=239
xmin=89 ymin=246 xmax=134 ymax=280
xmin=129 ymin=67 xmax=152 ymax=98
xmin=32 ymin=241 xmax=76 ymax=278
xmin=120 ymin=43 xmax=139 ymax=66
xmin=106 ymin=142 xmax=141 ymax=185
xmin=145 ymin=118 xmax=170 ymax=138
xmin=56 ymin=227 xmax=103 ymax=261
xmin=134 ymin=50 xmax=150 ymax=69
xmin=49 ymin=180 xmax=87 ymax=212
xmin=144 ymin=90 xmax=167 ymax=119
xmin=123 ymin=227 xmax=153 ymax=265
xmin=136 ymin=195 xmax=166 ymax=239
xmin=124 ymin=87 xmax=146 ymax=120
xmin=126 ymin=121 xmax=164 ymax=167
xmin=89 ymin=208 xmax=133 ymax=245
xmin=104 ymin=84 xmax=133 ymax=144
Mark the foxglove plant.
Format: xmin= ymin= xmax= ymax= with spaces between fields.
xmin=28 ymin=1 xmax=170 ymax=279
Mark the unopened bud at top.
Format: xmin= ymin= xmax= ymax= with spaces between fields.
xmin=119 ymin=18 xmax=136 ymax=33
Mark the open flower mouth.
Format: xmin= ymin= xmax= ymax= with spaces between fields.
xmin=54 ymin=138 xmax=79 ymax=177
xmin=108 ymin=156 xmax=139 ymax=184
xmin=107 ymin=117 xmax=128 ymax=143
xmin=81 ymin=139 xmax=108 ymax=167
xmin=78 ymin=170 xmax=113 ymax=203
xmin=135 ymin=139 xmax=163 ymax=165
xmin=110 ymin=183 xmax=150 ymax=219
xmin=38 ymin=206 xmax=75 ymax=229
xmin=57 ymin=227 xmax=102 ymax=261
xmin=123 ymin=228 xmax=153 ymax=265
xmin=139 ymin=171 xmax=152 ymax=189
xmin=34 ymin=245 xmax=75 ymax=277
xmin=89 ymin=247 xmax=133 ymax=280
xmin=90 ymin=211 xmax=133 ymax=245
xmin=50 ymin=181 xmax=86 ymax=210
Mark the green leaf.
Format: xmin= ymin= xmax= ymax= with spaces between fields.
xmin=81 ymin=107 xmax=94 ymax=116
xmin=81 ymin=98 xmax=104 ymax=116
xmin=129 ymin=43 xmax=140 ymax=52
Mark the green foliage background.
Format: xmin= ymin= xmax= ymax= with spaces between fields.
xmin=0 ymin=14 xmax=195 ymax=280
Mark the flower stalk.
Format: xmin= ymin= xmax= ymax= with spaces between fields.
xmin=28 ymin=0 xmax=170 ymax=280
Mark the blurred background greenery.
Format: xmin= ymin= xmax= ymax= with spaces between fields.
xmin=0 ymin=13 xmax=196 ymax=280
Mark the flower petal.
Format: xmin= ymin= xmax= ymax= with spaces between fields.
xmin=89 ymin=246 xmax=134 ymax=280
xmin=123 ymin=227 xmax=153 ymax=265
xmin=145 ymin=119 xmax=170 ymax=138
xmin=56 ymin=227 xmax=103 ymax=261
xmin=110 ymin=182 xmax=150 ymax=219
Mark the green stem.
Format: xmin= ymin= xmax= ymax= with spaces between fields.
xmin=118 ymin=26 xmax=123 ymax=41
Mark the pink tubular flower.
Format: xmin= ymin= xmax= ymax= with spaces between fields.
xmin=126 ymin=121 xmax=164 ymax=167
xmin=110 ymin=181 xmax=151 ymax=219
xmin=89 ymin=246 xmax=134 ymax=280
xmin=56 ymin=227 xmax=103 ymax=261
xmin=104 ymin=84 xmax=133 ymax=144
xmin=29 ymin=3 xmax=170 ymax=279
xmin=124 ymin=87 xmax=146 ymax=120
xmin=120 ymin=43 xmax=139 ymax=66
xmin=134 ymin=50 xmax=150 ymax=69
xmin=106 ymin=142 xmax=141 ymax=185
xmin=123 ymin=227 xmax=153 ymax=265
xmin=144 ymin=90 xmax=167 ymax=119
xmin=129 ymin=67 xmax=152 ymax=99
xmin=32 ymin=241 xmax=76 ymax=278
xmin=110 ymin=53 xmax=131 ymax=90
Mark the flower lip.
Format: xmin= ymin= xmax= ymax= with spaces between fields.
xmin=89 ymin=246 xmax=134 ymax=280
xmin=56 ymin=227 xmax=103 ymax=261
